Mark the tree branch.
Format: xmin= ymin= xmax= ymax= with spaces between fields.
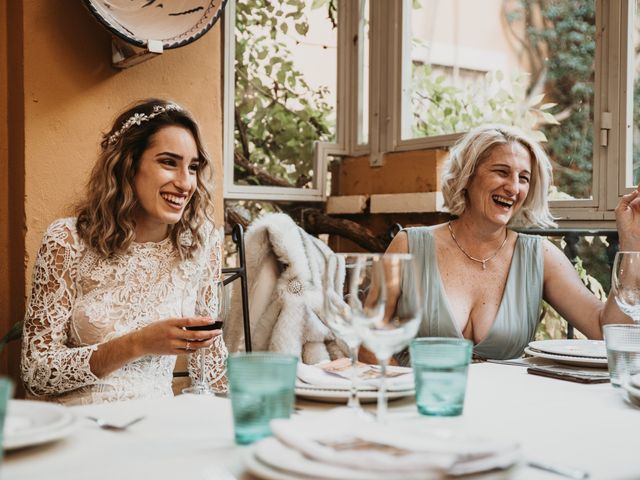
xmin=225 ymin=205 xmax=251 ymax=230
xmin=234 ymin=108 xmax=251 ymax=161
xmin=299 ymin=208 xmax=387 ymax=252
xmin=234 ymin=152 xmax=295 ymax=188
xmin=224 ymin=206 xmax=387 ymax=253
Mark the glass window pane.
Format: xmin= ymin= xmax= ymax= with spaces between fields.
xmin=401 ymin=0 xmax=595 ymax=199
xmin=234 ymin=0 xmax=338 ymax=190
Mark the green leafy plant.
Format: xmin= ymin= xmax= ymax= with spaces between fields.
xmin=504 ymin=0 xmax=596 ymax=198
xmin=234 ymin=0 xmax=336 ymax=188
xmin=411 ymin=68 xmax=558 ymax=141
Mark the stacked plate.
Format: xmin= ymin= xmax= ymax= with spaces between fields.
xmin=524 ymin=339 xmax=608 ymax=368
xmin=3 ymin=400 xmax=76 ymax=450
xmin=244 ymin=410 xmax=521 ymax=479
xmin=295 ymin=362 xmax=415 ymax=403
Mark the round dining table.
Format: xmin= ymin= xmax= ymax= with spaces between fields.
xmin=3 ymin=362 xmax=639 ymax=480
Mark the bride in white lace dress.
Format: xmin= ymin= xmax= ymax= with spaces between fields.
xmin=21 ymin=99 xmax=228 ymax=405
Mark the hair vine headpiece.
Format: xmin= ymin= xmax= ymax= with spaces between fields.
xmin=107 ymin=103 xmax=182 ymax=145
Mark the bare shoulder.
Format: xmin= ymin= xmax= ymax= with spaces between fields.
xmin=386 ymin=231 xmax=409 ymax=254
xmin=542 ymin=238 xmax=568 ymax=263
xmin=430 ymin=223 xmax=450 ymax=242
xmin=387 ymin=223 xmax=450 ymax=254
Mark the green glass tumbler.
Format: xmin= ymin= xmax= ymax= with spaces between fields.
xmin=227 ymin=352 xmax=298 ymax=445
xmin=410 ymin=338 xmax=473 ymax=416
xmin=0 ymin=378 xmax=13 ymax=464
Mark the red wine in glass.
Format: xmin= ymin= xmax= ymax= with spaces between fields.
xmin=185 ymin=320 xmax=223 ymax=331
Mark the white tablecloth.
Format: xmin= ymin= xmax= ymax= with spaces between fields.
xmin=3 ymin=363 xmax=639 ymax=480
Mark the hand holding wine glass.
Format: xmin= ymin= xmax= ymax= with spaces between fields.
xmin=183 ymin=281 xmax=228 ymax=394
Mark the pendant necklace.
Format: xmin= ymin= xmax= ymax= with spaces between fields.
xmin=448 ymin=221 xmax=508 ymax=270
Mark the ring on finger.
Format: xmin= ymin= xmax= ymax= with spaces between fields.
xmin=185 ymin=341 xmax=191 ymax=351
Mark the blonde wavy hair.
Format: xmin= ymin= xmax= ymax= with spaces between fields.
xmin=441 ymin=124 xmax=556 ymax=228
xmin=75 ymin=98 xmax=215 ymax=259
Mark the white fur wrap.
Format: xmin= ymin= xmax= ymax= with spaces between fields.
xmin=223 ymin=213 xmax=347 ymax=364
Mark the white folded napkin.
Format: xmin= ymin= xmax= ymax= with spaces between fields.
xmin=269 ymin=410 xmax=521 ymax=476
xmin=297 ymin=359 xmax=414 ymax=391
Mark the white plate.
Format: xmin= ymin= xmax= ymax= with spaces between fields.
xmin=246 ymin=437 xmax=520 ymax=480
xmin=528 ymin=340 xmax=606 ymax=358
xmin=524 ymin=347 xmax=608 ymax=368
xmin=630 ymin=373 xmax=640 ymax=389
xmin=295 ymin=386 xmax=414 ymax=403
xmin=244 ymin=448 xmax=322 ymax=480
xmin=3 ymin=400 xmax=76 ymax=450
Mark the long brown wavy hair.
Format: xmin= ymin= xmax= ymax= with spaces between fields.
xmin=75 ymin=98 xmax=215 ymax=259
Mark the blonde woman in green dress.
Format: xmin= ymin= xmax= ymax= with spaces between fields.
xmin=386 ymin=125 xmax=637 ymax=360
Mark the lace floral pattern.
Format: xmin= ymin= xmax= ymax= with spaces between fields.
xmin=21 ymin=218 xmax=227 ymax=405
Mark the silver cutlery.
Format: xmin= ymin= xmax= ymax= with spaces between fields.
xmin=87 ymin=415 xmax=145 ymax=431
xmin=480 ymin=358 xmax=532 ymax=367
xmin=528 ymin=460 xmax=590 ymax=479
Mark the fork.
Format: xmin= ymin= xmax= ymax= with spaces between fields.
xmin=527 ymin=460 xmax=590 ymax=479
xmin=87 ymin=415 xmax=145 ymax=431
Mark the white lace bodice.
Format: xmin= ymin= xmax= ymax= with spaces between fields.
xmin=21 ymin=217 xmax=228 ymax=405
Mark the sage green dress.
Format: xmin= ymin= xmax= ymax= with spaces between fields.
xmin=402 ymin=227 xmax=544 ymax=360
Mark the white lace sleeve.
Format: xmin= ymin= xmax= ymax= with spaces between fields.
xmin=21 ymin=219 xmax=100 ymax=397
xmin=189 ymin=226 xmax=228 ymax=392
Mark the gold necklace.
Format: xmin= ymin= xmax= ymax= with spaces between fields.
xmin=447 ymin=221 xmax=508 ymax=270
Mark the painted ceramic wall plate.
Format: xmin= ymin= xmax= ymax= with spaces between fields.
xmin=83 ymin=0 xmax=227 ymax=49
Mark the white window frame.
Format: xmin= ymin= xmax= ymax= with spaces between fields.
xmin=340 ymin=0 xmax=637 ymax=225
xmin=223 ymin=1 xmax=637 ymax=222
xmin=609 ymin=0 xmax=637 ymax=205
xmin=222 ymin=0 xmax=346 ymax=202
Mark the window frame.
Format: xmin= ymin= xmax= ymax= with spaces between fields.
xmin=223 ymin=0 xmax=637 ymax=222
xmin=338 ymin=0 xmax=634 ymax=226
xmin=222 ymin=0 xmax=346 ymax=202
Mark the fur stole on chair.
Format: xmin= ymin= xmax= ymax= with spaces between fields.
xmin=223 ymin=213 xmax=347 ymax=364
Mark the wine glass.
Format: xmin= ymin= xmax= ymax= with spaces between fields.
xmin=324 ymin=253 xmax=384 ymax=414
xmin=183 ymin=281 xmax=229 ymax=394
xmin=354 ymin=253 xmax=422 ymax=422
xmin=612 ymin=251 xmax=640 ymax=322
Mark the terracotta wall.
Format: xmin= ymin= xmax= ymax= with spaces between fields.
xmin=1 ymin=1 xmax=224 ymax=388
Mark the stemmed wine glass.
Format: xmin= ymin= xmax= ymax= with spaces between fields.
xmin=183 ymin=281 xmax=229 ymax=394
xmin=612 ymin=251 xmax=640 ymax=322
xmin=354 ymin=253 xmax=422 ymax=422
xmin=324 ymin=253 xmax=385 ymax=414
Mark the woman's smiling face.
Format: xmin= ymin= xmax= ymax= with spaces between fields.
xmin=464 ymin=142 xmax=532 ymax=227
xmin=132 ymin=125 xmax=199 ymax=240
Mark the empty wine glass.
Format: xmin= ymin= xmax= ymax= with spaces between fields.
xmin=612 ymin=251 xmax=640 ymax=323
xmin=324 ymin=253 xmax=384 ymax=414
xmin=354 ymin=253 xmax=422 ymax=422
xmin=183 ymin=281 xmax=229 ymax=394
